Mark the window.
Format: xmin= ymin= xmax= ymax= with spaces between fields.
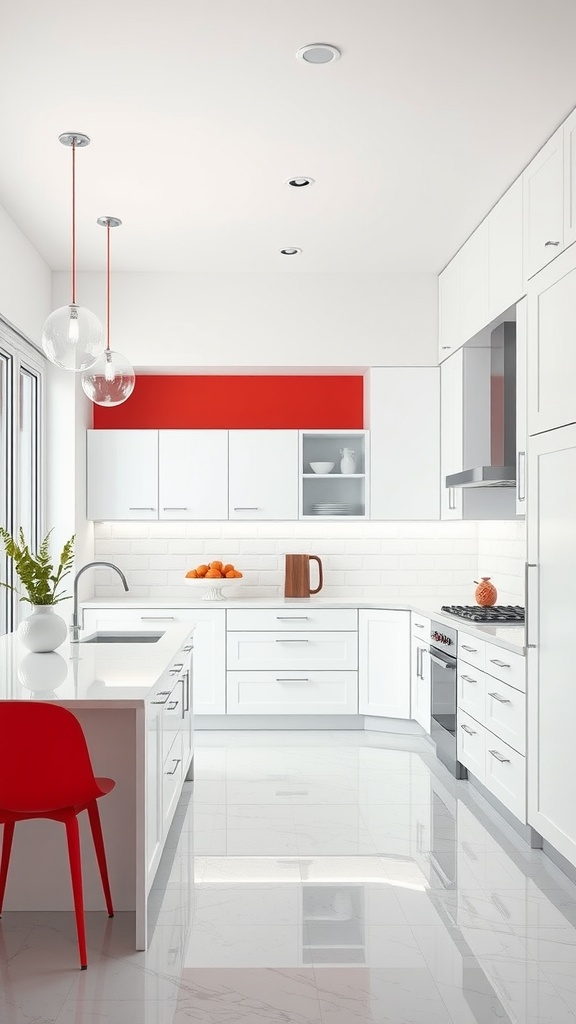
xmin=0 ymin=319 xmax=45 ymax=636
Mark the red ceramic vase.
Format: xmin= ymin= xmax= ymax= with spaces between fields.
xmin=474 ymin=577 xmax=497 ymax=606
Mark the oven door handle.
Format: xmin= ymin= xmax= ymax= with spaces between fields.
xmin=429 ymin=652 xmax=455 ymax=670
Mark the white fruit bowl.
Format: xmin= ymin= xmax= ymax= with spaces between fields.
xmin=184 ymin=577 xmax=244 ymax=601
xmin=309 ymin=461 xmax=335 ymax=474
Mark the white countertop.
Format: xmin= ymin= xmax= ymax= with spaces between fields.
xmin=82 ymin=595 xmax=526 ymax=655
xmin=0 ymin=622 xmax=194 ymax=706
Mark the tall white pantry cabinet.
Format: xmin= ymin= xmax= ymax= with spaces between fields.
xmin=526 ymin=241 xmax=576 ymax=867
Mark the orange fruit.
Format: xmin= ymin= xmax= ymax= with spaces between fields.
xmin=185 ymin=569 xmax=198 ymax=578
xmin=196 ymin=564 xmax=209 ymax=577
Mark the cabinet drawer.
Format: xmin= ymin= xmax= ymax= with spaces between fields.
xmin=484 ymin=644 xmax=525 ymax=693
xmin=485 ymin=680 xmax=525 ymax=755
xmin=485 ymin=735 xmax=526 ymax=823
xmin=227 ymin=671 xmax=358 ymax=715
xmin=457 ymin=665 xmax=486 ymax=723
xmin=411 ymin=614 xmax=430 ymax=640
xmin=457 ymin=632 xmax=486 ymax=672
xmin=226 ymin=608 xmax=358 ymax=632
xmin=227 ymin=631 xmax=358 ymax=671
xmin=457 ymin=710 xmax=486 ymax=784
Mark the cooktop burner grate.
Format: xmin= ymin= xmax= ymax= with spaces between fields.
xmin=440 ymin=605 xmax=525 ymax=623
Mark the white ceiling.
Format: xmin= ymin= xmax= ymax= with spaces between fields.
xmin=2 ymin=0 xmax=576 ymax=275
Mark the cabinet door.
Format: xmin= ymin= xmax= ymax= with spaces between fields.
xmin=461 ymin=220 xmax=489 ymax=343
xmin=146 ymin=699 xmax=163 ymax=881
xmin=523 ymin=128 xmax=564 ymax=280
xmin=488 ymin=177 xmax=524 ymax=320
xmin=527 ymin=243 xmax=576 ymax=435
xmin=159 ymin=430 xmax=228 ymax=520
xmin=527 ymin=424 xmax=576 ymax=865
xmin=359 ymin=610 xmax=410 ymax=719
xmin=438 ymin=253 xmax=462 ymax=362
xmin=440 ymin=351 xmax=463 ymax=520
xmin=411 ymin=635 xmax=430 ymax=733
xmin=368 ymin=368 xmax=439 ymax=520
xmin=515 ymin=297 xmax=527 ymax=512
xmin=564 ymin=107 xmax=576 ymax=248
xmin=228 ymin=430 xmax=299 ymax=520
xmin=87 ymin=430 xmax=158 ymax=520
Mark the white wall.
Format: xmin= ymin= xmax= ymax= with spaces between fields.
xmin=0 ymin=202 xmax=51 ymax=343
xmin=477 ymin=519 xmax=526 ymax=604
xmin=52 ymin=271 xmax=438 ymax=368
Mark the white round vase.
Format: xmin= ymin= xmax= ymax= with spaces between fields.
xmin=18 ymin=605 xmax=68 ymax=653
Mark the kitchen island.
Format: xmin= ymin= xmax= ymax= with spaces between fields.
xmin=0 ymin=622 xmax=194 ymax=949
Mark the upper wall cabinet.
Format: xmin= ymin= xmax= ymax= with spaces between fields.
xmin=159 ymin=430 xmax=228 ymax=520
xmin=438 ymin=250 xmax=463 ymax=361
xmin=564 ymin=107 xmax=576 ymax=248
xmin=87 ymin=430 xmax=158 ymax=520
xmin=461 ymin=220 xmax=489 ymax=344
xmin=368 ymin=368 xmax=439 ymax=520
xmin=488 ymin=177 xmax=524 ymax=322
xmin=527 ymin=242 xmax=576 ymax=436
xmin=523 ymin=127 xmax=564 ymax=280
xmin=228 ymin=430 xmax=299 ymax=521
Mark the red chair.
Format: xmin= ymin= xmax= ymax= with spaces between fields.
xmin=0 ymin=701 xmax=115 ymax=969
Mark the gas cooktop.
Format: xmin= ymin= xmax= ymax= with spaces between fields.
xmin=440 ymin=605 xmax=525 ymax=623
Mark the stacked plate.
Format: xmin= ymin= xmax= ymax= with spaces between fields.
xmin=310 ymin=502 xmax=361 ymax=516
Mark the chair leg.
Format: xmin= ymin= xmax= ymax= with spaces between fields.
xmin=0 ymin=822 xmax=15 ymax=916
xmin=87 ymin=801 xmax=114 ymax=918
xmin=64 ymin=814 xmax=88 ymax=970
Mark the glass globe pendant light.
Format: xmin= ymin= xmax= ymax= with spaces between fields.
xmin=81 ymin=217 xmax=135 ymax=407
xmin=42 ymin=133 xmax=105 ymax=371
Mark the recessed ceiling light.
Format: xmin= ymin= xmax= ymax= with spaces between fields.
xmin=286 ymin=176 xmax=315 ymax=188
xmin=296 ymin=43 xmax=340 ymax=65
xmin=280 ymin=247 xmax=302 ymax=255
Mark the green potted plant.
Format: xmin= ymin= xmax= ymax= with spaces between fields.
xmin=0 ymin=527 xmax=75 ymax=651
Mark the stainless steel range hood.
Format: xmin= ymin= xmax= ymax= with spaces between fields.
xmin=446 ymin=322 xmax=516 ymax=489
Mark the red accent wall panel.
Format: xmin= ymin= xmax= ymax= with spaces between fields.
xmin=93 ymin=375 xmax=364 ymax=429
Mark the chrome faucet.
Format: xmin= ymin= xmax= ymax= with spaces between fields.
xmin=70 ymin=561 xmax=129 ymax=642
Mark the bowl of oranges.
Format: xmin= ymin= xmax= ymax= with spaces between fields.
xmin=184 ymin=561 xmax=243 ymax=601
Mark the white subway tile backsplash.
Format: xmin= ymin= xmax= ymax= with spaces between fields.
xmin=92 ymin=518 xmax=526 ymax=601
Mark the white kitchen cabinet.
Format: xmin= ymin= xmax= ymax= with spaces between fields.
xmin=523 ymin=127 xmax=564 ymax=280
xmin=527 ymin=242 xmax=576 ymax=436
xmin=367 ymin=368 xmax=439 ymax=520
xmin=87 ymin=430 xmax=158 ymax=520
xmin=359 ymin=609 xmax=410 ymax=719
xmin=438 ymin=251 xmax=463 ymax=362
xmin=301 ymin=430 xmax=368 ymax=519
xmin=82 ymin=606 xmax=226 ymax=715
xmin=527 ymin=423 xmax=576 ymax=866
xmin=227 ymin=631 xmax=358 ymax=672
xmin=158 ymin=430 xmax=228 ymax=520
xmin=515 ymin=297 xmax=527 ymax=512
xmin=440 ymin=350 xmax=464 ymax=520
xmin=410 ymin=633 xmax=430 ymax=733
xmin=228 ymin=430 xmax=299 ymax=520
xmin=564 ymin=107 xmax=576 ymax=247
xmin=488 ymin=177 xmax=524 ymax=321
xmin=461 ymin=220 xmax=489 ymax=343
xmin=227 ymin=671 xmax=358 ymax=715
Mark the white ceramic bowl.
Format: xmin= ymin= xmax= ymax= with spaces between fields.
xmin=309 ymin=461 xmax=335 ymax=474
xmin=184 ymin=577 xmax=243 ymax=601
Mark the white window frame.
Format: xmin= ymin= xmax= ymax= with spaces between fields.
xmin=0 ymin=317 xmax=46 ymax=635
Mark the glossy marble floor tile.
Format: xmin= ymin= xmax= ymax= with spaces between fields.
xmin=3 ymin=729 xmax=576 ymax=1022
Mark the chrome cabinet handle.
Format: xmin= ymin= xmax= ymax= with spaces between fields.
xmin=416 ymin=646 xmax=422 ymax=680
xmin=441 ymin=345 xmax=452 ymax=350
xmin=544 ymin=240 xmax=560 ymax=246
xmin=461 ymin=674 xmax=477 ymax=683
xmin=183 ymin=644 xmax=193 ymax=652
xmin=276 ymin=638 xmax=309 ymax=642
xmin=429 ymin=652 xmax=454 ymax=670
xmin=129 ymin=507 xmax=155 ymax=510
xmin=276 ymin=616 xmax=309 ymax=620
xmin=151 ymin=691 xmax=171 ymax=705
xmin=162 ymin=507 xmax=188 ymax=510
xmin=414 ymin=622 xmax=425 ymax=628
xmin=276 ymin=677 xmax=309 ymax=682
xmin=490 ymin=658 xmax=510 ymax=669
xmin=166 ymin=759 xmax=181 ymax=775
xmin=140 ymin=616 xmax=175 ymax=621
xmin=460 ymin=724 xmax=476 ymax=736
xmin=171 ymin=663 xmax=184 ymax=671
xmin=525 ymin=562 xmax=537 ymax=649
xmin=489 ymin=749 xmax=511 ymax=763
xmin=488 ymin=692 xmax=511 ymax=704
xmin=166 ymin=700 xmax=179 ymax=710
xmin=448 ymin=486 xmax=456 ymax=510
xmin=517 ymin=451 xmax=526 ymax=502
xmin=233 ymin=507 xmax=259 ymax=511
xmin=461 ymin=645 xmax=477 ymax=653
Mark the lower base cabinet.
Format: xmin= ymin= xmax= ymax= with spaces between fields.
xmin=410 ymin=634 xmax=431 ymax=732
xmin=359 ymin=610 xmax=411 ymax=719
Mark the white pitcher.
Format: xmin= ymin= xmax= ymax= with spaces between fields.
xmin=339 ymin=448 xmax=356 ymax=474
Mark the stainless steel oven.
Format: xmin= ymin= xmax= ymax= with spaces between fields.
xmin=429 ymin=619 xmax=467 ymax=779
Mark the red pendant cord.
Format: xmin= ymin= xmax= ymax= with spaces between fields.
xmin=106 ymin=223 xmax=111 ymax=351
xmin=71 ymin=141 xmax=76 ymax=304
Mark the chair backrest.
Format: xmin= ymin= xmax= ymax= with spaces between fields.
xmin=0 ymin=702 xmax=103 ymax=813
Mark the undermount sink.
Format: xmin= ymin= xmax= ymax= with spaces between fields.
xmin=80 ymin=631 xmax=165 ymax=644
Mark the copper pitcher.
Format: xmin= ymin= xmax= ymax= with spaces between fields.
xmin=284 ymin=554 xmax=323 ymax=598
